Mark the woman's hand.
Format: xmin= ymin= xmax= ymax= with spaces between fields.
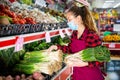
xmin=67 ymin=58 xmax=88 ymax=67
xmin=73 ymin=59 xmax=88 ymax=67
xmin=47 ymin=45 xmax=58 ymax=53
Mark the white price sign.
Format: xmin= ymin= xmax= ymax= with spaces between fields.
xmin=109 ymin=43 xmax=115 ymax=48
xmin=35 ymin=0 xmax=46 ymax=7
xmin=65 ymin=29 xmax=71 ymax=36
xmin=59 ymin=29 xmax=65 ymax=38
xmin=45 ymin=31 xmax=51 ymax=43
xmin=113 ymin=24 xmax=120 ymax=32
xmin=14 ymin=36 xmax=24 ymax=52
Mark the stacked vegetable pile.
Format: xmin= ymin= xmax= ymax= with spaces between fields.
xmin=25 ymin=36 xmax=70 ymax=51
xmin=0 ymin=72 xmax=44 ymax=80
xmin=0 ymin=4 xmax=36 ymax=24
xmin=0 ymin=36 xmax=71 ymax=80
xmin=14 ymin=50 xmax=63 ymax=75
xmin=0 ymin=48 xmax=25 ymax=75
xmin=102 ymin=34 xmax=120 ymax=42
xmin=10 ymin=2 xmax=65 ymax=23
xmin=13 ymin=36 xmax=70 ymax=75
xmin=64 ymin=46 xmax=110 ymax=66
xmin=44 ymin=7 xmax=66 ymax=22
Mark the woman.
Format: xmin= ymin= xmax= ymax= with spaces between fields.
xmin=48 ymin=1 xmax=104 ymax=80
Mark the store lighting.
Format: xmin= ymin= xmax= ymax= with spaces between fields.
xmin=103 ymin=0 xmax=114 ymax=8
xmin=113 ymin=2 xmax=120 ymax=8
xmin=102 ymin=3 xmax=108 ymax=8
xmin=105 ymin=0 xmax=114 ymax=3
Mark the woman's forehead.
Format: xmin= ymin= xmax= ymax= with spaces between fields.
xmin=65 ymin=12 xmax=75 ymax=19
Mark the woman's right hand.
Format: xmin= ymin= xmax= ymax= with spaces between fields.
xmin=47 ymin=45 xmax=58 ymax=53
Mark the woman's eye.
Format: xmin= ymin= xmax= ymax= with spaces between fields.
xmin=68 ymin=19 xmax=72 ymax=22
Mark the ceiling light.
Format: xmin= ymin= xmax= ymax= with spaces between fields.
xmin=102 ymin=3 xmax=109 ymax=8
xmin=113 ymin=2 xmax=120 ymax=8
xmin=105 ymin=0 xmax=114 ymax=3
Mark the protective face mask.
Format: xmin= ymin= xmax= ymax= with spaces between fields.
xmin=67 ymin=20 xmax=78 ymax=30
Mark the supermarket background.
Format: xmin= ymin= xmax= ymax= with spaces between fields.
xmin=0 ymin=0 xmax=120 ymax=80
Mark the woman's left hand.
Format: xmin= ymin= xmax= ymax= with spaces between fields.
xmin=47 ymin=45 xmax=58 ymax=53
xmin=67 ymin=58 xmax=88 ymax=67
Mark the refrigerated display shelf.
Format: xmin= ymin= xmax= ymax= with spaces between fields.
xmin=111 ymin=57 xmax=120 ymax=60
xmin=102 ymin=42 xmax=120 ymax=50
xmin=0 ymin=28 xmax=71 ymax=50
xmin=51 ymin=66 xmax=72 ymax=80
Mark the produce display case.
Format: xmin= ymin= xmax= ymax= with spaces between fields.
xmin=42 ymin=63 xmax=72 ymax=80
xmin=52 ymin=66 xmax=72 ymax=80
xmin=0 ymin=30 xmax=73 ymax=80
xmin=0 ymin=28 xmax=71 ymax=50
xmin=0 ymin=1 xmax=74 ymax=79
xmin=102 ymin=42 xmax=120 ymax=50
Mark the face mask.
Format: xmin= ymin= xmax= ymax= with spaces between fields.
xmin=67 ymin=20 xmax=78 ymax=30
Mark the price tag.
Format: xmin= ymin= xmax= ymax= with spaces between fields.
xmin=113 ymin=24 xmax=120 ymax=32
xmin=109 ymin=43 xmax=115 ymax=48
xmin=45 ymin=31 xmax=51 ymax=43
xmin=35 ymin=0 xmax=46 ymax=7
xmin=59 ymin=29 xmax=65 ymax=38
xmin=65 ymin=29 xmax=71 ymax=36
xmin=14 ymin=36 xmax=24 ymax=52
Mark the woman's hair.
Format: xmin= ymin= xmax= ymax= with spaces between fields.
xmin=66 ymin=5 xmax=98 ymax=33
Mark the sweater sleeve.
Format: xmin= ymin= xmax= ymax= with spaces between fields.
xmin=85 ymin=31 xmax=103 ymax=67
xmin=57 ymin=31 xmax=75 ymax=54
xmin=57 ymin=30 xmax=86 ymax=54
xmin=57 ymin=43 xmax=72 ymax=54
xmin=86 ymin=31 xmax=102 ymax=47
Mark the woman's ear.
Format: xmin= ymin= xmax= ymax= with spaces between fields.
xmin=76 ymin=15 xmax=82 ymax=24
xmin=77 ymin=16 xmax=82 ymax=21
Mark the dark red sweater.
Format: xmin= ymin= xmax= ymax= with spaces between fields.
xmin=57 ymin=29 xmax=103 ymax=67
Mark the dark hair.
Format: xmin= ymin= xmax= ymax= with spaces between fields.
xmin=67 ymin=5 xmax=98 ymax=32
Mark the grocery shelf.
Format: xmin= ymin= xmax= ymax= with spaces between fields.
xmin=0 ymin=28 xmax=71 ymax=50
xmin=102 ymin=42 xmax=120 ymax=50
xmin=51 ymin=66 xmax=72 ymax=80
xmin=111 ymin=57 xmax=120 ymax=60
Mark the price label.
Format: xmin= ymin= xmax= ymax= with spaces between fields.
xmin=65 ymin=29 xmax=71 ymax=36
xmin=109 ymin=43 xmax=115 ymax=48
xmin=35 ymin=0 xmax=46 ymax=7
xmin=45 ymin=31 xmax=51 ymax=43
xmin=14 ymin=36 xmax=24 ymax=52
xmin=59 ymin=29 xmax=65 ymax=38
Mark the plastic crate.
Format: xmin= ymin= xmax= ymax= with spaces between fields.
xmin=29 ymin=24 xmax=43 ymax=33
xmin=0 ymin=23 xmax=68 ymax=37
xmin=0 ymin=24 xmax=31 ymax=37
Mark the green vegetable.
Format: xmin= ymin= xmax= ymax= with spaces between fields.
xmin=25 ymin=41 xmax=39 ymax=51
xmin=80 ymin=46 xmax=111 ymax=62
xmin=0 ymin=16 xmax=12 ymax=23
xmin=21 ymin=0 xmax=33 ymax=5
xmin=65 ymin=46 xmax=111 ymax=63
xmin=38 ymin=41 xmax=49 ymax=50
xmin=13 ymin=50 xmax=49 ymax=74
xmin=25 ymin=40 xmax=52 ymax=51
xmin=0 ymin=48 xmax=25 ymax=68
xmin=14 ymin=63 xmax=38 ymax=74
xmin=52 ymin=36 xmax=69 ymax=45
xmin=24 ymin=51 xmax=49 ymax=63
